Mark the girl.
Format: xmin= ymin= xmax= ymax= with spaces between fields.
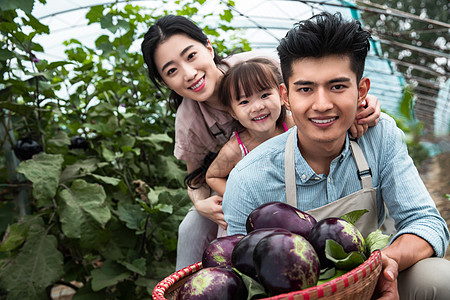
xmin=141 ymin=14 xmax=381 ymax=270
xmin=206 ymin=58 xmax=294 ymax=196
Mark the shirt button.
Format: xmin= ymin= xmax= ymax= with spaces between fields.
xmin=314 ymin=177 xmax=320 ymax=181
xmin=301 ymin=174 xmax=307 ymax=180
xmin=327 ymin=177 xmax=331 ymax=183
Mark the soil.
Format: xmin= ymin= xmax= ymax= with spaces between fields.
xmin=418 ymin=152 xmax=450 ymax=260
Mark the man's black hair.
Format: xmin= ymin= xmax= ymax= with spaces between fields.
xmin=277 ymin=12 xmax=372 ymax=87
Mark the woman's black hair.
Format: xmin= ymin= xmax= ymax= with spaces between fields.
xmin=141 ymin=15 xmax=223 ymax=111
xmin=184 ymin=151 xmax=218 ymax=189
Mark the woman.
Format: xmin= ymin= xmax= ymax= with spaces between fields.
xmin=141 ymin=14 xmax=381 ymax=270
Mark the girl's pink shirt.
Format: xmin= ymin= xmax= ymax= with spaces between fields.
xmin=174 ymin=51 xmax=279 ymax=169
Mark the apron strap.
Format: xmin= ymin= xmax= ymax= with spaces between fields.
xmin=349 ymin=139 xmax=373 ymax=189
xmin=209 ymin=124 xmax=228 ymax=145
xmin=285 ymin=130 xmax=297 ymax=207
xmin=285 ymin=132 xmax=374 ymax=208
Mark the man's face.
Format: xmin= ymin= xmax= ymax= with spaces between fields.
xmin=281 ymin=55 xmax=369 ymax=150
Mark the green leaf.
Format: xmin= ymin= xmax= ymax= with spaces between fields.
xmin=16 ymin=153 xmax=64 ymax=207
xmin=0 ymin=48 xmax=15 ymax=60
xmin=135 ymin=133 xmax=172 ymax=151
xmin=365 ymin=229 xmax=391 ymax=253
xmin=46 ymin=61 xmax=73 ymax=69
xmin=0 ymin=223 xmax=64 ymax=300
xmin=119 ymin=135 xmax=135 ymax=147
xmin=60 ymin=158 xmax=100 ymax=182
xmin=0 ymin=223 xmax=27 ymax=253
xmin=100 ymin=14 xmax=114 ymax=31
xmin=399 ymin=86 xmax=414 ymax=120
xmin=89 ymin=174 xmax=121 ymax=186
xmin=220 ymin=9 xmax=233 ymax=22
xmin=24 ymin=12 xmax=49 ymax=34
xmin=155 ymin=203 xmax=173 ymax=214
xmin=117 ymin=202 xmax=147 ymax=232
xmin=58 ymin=179 xmax=111 ymax=239
xmin=232 ymin=268 xmax=267 ymax=300
xmin=0 ymin=0 xmax=34 ymax=13
xmin=317 ymin=269 xmax=346 ymax=285
xmin=48 ymin=130 xmax=71 ymax=147
xmin=0 ymin=202 xmax=15 ymax=235
xmin=85 ymin=5 xmax=104 ymax=24
xmin=318 ymin=267 xmax=336 ymax=281
xmin=339 ymin=209 xmax=368 ymax=225
xmin=102 ymin=146 xmax=117 ymax=162
xmin=147 ymin=188 xmax=158 ymax=205
xmin=159 ymin=155 xmax=186 ymax=184
xmin=325 ymin=239 xmax=366 ymax=270
xmin=0 ymin=215 xmax=45 ymax=254
xmin=0 ymin=102 xmax=36 ymax=116
xmin=119 ymin=257 xmax=146 ymax=276
xmin=91 ymin=260 xmax=130 ymax=291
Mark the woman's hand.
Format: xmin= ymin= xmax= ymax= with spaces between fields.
xmin=194 ymin=195 xmax=228 ymax=230
xmin=349 ymin=94 xmax=381 ymax=138
xmin=372 ymin=250 xmax=399 ymax=300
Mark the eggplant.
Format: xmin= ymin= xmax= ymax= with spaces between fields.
xmin=177 ymin=267 xmax=247 ymax=300
xmin=308 ymin=217 xmax=366 ymax=268
xmin=13 ymin=137 xmax=43 ymax=161
xmin=253 ymin=231 xmax=320 ymax=295
xmin=201 ymin=234 xmax=245 ymax=268
xmin=231 ymin=228 xmax=290 ymax=280
xmin=246 ymin=201 xmax=316 ymax=238
xmin=69 ymin=136 xmax=89 ymax=150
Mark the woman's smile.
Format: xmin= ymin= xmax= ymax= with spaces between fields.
xmin=189 ymin=76 xmax=205 ymax=91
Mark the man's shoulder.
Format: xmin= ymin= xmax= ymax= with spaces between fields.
xmin=359 ymin=112 xmax=399 ymax=141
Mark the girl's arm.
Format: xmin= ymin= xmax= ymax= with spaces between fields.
xmin=349 ymin=94 xmax=381 ymax=138
xmin=357 ymin=94 xmax=381 ymax=126
xmin=206 ymin=140 xmax=242 ymax=196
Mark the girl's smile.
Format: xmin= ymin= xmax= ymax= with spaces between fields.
xmin=230 ymin=88 xmax=283 ymax=135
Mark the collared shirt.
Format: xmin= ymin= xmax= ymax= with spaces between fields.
xmin=222 ymin=113 xmax=450 ymax=257
xmin=174 ymin=51 xmax=280 ymax=169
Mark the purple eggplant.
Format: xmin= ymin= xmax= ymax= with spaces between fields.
xmin=177 ymin=267 xmax=247 ymax=300
xmin=231 ymin=228 xmax=290 ymax=280
xmin=202 ymin=234 xmax=245 ymax=268
xmin=253 ymin=231 xmax=320 ymax=295
xmin=308 ymin=217 xmax=366 ymax=268
xmin=246 ymin=201 xmax=316 ymax=238
xmin=13 ymin=137 xmax=43 ymax=161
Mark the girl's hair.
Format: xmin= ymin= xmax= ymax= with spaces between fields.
xmin=141 ymin=15 xmax=223 ymax=110
xmin=218 ymin=57 xmax=286 ymax=129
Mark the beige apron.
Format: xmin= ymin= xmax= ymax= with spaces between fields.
xmin=284 ymin=129 xmax=379 ymax=238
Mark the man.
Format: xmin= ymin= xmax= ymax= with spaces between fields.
xmin=222 ymin=12 xmax=450 ymax=299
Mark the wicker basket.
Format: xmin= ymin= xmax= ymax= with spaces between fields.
xmin=152 ymin=250 xmax=382 ymax=300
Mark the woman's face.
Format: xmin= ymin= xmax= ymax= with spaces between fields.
xmin=154 ymin=33 xmax=223 ymax=103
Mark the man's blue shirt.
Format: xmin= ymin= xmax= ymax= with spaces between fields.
xmin=222 ymin=113 xmax=449 ymax=257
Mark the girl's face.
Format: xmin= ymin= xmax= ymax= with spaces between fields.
xmin=154 ymin=33 xmax=223 ymax=103
xmin=230 ymin=87 xmax=283 ymax=134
